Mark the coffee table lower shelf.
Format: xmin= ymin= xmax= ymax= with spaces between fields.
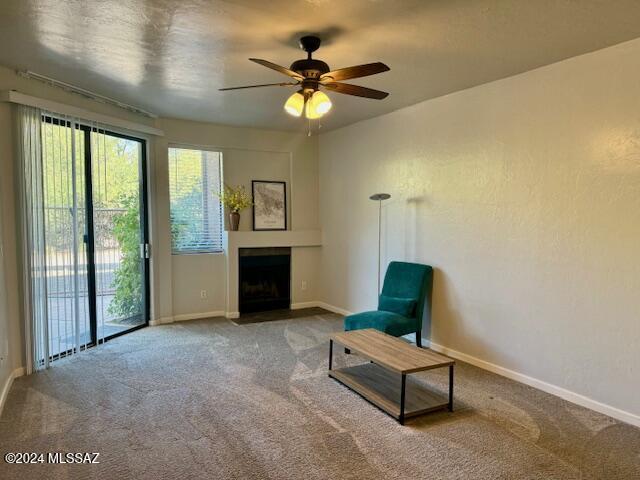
xmin=329 ymin=363 xmax=450 ymax=422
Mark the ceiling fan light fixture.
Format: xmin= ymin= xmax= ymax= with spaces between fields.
xmin=221 ymin=36 xmax=389 ymax=121
xmin=305 ymin=90 xmax=332 ymax=119
xmin=284 ymin=91 xmax=305 ymax=117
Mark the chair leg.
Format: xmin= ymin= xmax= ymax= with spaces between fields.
xmin=416 ymin=331 xmax=422 ymax=348
xmin=344 ymin=348 xmax=351 ymax=354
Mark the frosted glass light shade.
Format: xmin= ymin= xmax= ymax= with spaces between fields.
xmin=305 ymin=90 xmax=332 ymax=119
xmin=284 ymin=92 xmax=305 ymax=117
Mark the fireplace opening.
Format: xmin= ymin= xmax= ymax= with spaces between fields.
xmin=239 ymin=247 xmax=291 ymax=313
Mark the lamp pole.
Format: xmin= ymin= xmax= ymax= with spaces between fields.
xmin=369 ymin=193 xmax=391 ymax=295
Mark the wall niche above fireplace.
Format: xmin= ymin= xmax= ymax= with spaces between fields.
xmin=239 ymin=247 xmax=291 ymax=313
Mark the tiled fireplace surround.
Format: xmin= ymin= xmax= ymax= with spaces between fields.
xmin=222 ymin=230 xmax=322 ymax=318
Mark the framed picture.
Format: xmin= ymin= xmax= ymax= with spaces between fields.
xmin=252 ymin=180 xmax=287 ymax=231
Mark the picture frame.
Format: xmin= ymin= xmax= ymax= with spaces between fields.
xmin=252 ymin=180 xmax=287 ymax=231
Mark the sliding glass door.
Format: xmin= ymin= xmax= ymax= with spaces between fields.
xmin=41 ymin=117 xmax=149 ymax=359
xmin=90 ymin=130 xmax=149 ymax=343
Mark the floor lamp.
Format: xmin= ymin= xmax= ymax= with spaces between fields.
xmin=369 ymin=193 xmax=391 ymax=295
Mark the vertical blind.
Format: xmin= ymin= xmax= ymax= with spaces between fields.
xmin=40 ymin=113 xmax=90 ymax=362
xmin=168 ymin=147 xmax=223 ymax=253
xmin=17 ymin=105 xmax=128 ymax=371
xmin=16 ymin=105 xmax=48 ymax=372
xmin=18 ymin=108 xmax=100 ymax=370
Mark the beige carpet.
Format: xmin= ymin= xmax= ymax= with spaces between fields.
xmin=1 ymin=310 xmax=638 ymax=479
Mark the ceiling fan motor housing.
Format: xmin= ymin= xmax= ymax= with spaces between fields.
xmin=290 ymin=59 xmax=330 ymax=79
xmin=292 ymin=35 xmax=330 ymax=83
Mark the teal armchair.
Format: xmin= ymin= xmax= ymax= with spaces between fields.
xmin=344 ymin=261 xmax=433 ymax=348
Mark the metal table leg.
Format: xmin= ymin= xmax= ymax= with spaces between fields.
xmin=399 ymin=373 xmax=406 ymax=424
xmin=328 ymin=339 xmax=333 ymax=372
xmin=448 ymin=364 xmax=454 ymax=412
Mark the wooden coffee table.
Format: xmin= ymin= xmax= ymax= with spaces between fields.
xmin=328 ymin=329 xmax=455 ymax=424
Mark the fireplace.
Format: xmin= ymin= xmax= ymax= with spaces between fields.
xmin=239 ymin=247 xmax=291 ymax=313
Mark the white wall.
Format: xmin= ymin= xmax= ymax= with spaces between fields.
xmin=222 ymin=149 xmax=291 ymax=231
xmin=155 ymin=117 xmax=320 ymax=320
xmin=318 ymin=38 xmax=640 ymax=421
xmin=0 ymin=102 xmax=16 ymax=401
xmin=0 ymin=166 xmax=15 ymax=411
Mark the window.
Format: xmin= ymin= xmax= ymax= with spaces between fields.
xmin=168 ymin=147 xmax=223 ymax=253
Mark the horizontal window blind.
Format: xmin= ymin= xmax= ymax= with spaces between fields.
xmin=168 ymin=147 xmax=223 ymax=253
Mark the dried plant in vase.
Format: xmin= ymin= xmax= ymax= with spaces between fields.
xmin=217 ymin=184 xmax=253 ymax=231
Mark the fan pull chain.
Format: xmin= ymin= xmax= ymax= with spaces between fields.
xmin=307 ymin=118 xmax=311 ymax=137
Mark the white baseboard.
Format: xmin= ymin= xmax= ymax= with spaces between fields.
xmin=315 ymin=302 xmax=353 ymax=317
xmin=429 ymin=341 xmax=640 ymax=428
xmin=404 ymin=332 xmax=417 ymax=343
xmin=174 ymin=311 xmax=225 ymax=322
xmin=150 ymin=311 xmax=225 ymax=326
xmin=149 ymin=298 xmax=639 ymax=427
xmin=0 ymin=367 xmax=25 ymax=418
xmin=149 ymin=316 xmax=174 ymax=326
xmin=309 ymin=305 xmax=640 ymax=427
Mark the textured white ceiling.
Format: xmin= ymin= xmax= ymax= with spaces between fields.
xmin=1 ymin=0 xmax=640 ymax=132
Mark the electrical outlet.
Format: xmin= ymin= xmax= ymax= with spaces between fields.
xmin=200 ymin=290 xmax=207 ymax=299
xmin=301 ymin=280 xmax=307 ymax=291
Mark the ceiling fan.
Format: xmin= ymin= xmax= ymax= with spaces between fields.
xmin=219 ymin=35 xmax=390 ymax=120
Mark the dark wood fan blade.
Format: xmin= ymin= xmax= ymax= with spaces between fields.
xmin=219 ymin=82 xmax=298 ymax=91
xmin=320 ymin=62 xmax=390 ymax=82
xmin=323 ymin=82 xmax=389 ymax=99
xmin=249 ymin=58 xmax=304 ymax=79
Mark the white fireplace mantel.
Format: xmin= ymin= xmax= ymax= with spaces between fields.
xmin=222 ymin=230 xmax=322 ymax=317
